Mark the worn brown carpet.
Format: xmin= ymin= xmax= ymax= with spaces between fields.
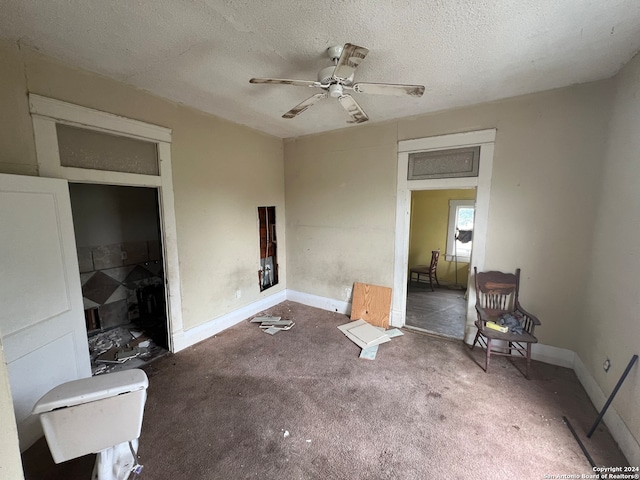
xmin=23 ymin=300 xmax=628 ymax=479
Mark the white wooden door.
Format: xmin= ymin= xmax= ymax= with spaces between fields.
xmin=0 ymin=173 xmax=91 ymax=451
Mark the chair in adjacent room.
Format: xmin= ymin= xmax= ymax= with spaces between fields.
xmin=409 ymin=250 xmax=440 ymax=292
xmin=470 ymin=267 xmax=541 ymax=378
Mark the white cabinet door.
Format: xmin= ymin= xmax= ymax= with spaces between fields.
xmin=0 ymin=173 xmax=90 ymax=450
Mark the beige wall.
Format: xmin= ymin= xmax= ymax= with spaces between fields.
xmin=0 ymin=39 xmax=285 ymax=331
xmin=578 ymin=52 xmax=640 ymax=454
xmin=286 ymin=81 xmax=613 ymax=350
xmin=284 ymin=123 xmax=399 ymax=303
xmin=410 ymin=189 xmax=476 ymax=286
xmin=0 ymin=44 xmax=37 ymax=175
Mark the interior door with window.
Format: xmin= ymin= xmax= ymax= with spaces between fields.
xmin=0 ymin=173 xmax=91 ymax=450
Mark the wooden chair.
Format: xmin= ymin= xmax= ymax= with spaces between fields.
xmin=470 ymin=267 xmax=541 ymax=378
xmin=409 ymin=250 xmax=440 ymax=291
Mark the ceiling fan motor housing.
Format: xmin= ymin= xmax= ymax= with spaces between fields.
xmin=317 ymin=65 xmax=354 ymax=85
xmin=329 ymin=84 xmax=343 ymax=98
xmin=317 ymin=66 xmax=335 ymax=84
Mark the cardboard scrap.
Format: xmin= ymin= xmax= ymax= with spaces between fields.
xmin=115 ymin=347 xmax=142 ymax=361
xmin=259 ymin=321 xmax=295 ymax=332
xmin=385 ymin=328 xmax=404 ymax=338
xmin=338 ymin=320 xmax=391 ymax=349
xmin=251 ymin=316 xmax=281 ymax=323
xmin=349 ymin=323 xmax=388 ymax=346
xmin=96 ymin=347 xmax=121 ymax=364
xmin=251 ymin=315 xmax=294 ymax=335
xmin=258 ymin=320 xmax=293 ymax=327
xmin=359 ymin=345 xmax=379 ymax=360
xmin=338 ymin=318 xmax=402 ymax=359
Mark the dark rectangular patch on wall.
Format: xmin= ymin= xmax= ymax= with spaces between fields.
xmin=258 ymin=206 xmax=278 ymax=291
xmin=408 ymin=146 xmax=480 ymax=180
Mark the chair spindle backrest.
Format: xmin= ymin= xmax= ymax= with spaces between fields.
xmin=474 ymin=268 xmax=520 ymax=315
xmin=429 ymin=250 xmax=440 ymax=271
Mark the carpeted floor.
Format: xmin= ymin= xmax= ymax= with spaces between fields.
xmin=23 ymin=300 xmax=629 ymax=479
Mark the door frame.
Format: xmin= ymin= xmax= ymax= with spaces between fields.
xmin=392 ymin=129 xmax=496 ymax=343
xmin=28 ymin=94 xmax=183 ymax=352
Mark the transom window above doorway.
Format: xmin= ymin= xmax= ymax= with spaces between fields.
xmin=57 ymin=124 xmax=159 ymax=175
xmin=407 ymin=146 xmax=480 ymax=180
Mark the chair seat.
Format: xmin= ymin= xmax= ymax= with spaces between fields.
xmin=410 ymin=265 xmax=431 ymax=274
xmin=410 ymin=250 xmax=440 ymax=292
xmin=474 ymin=320 xmax=538 ymax=343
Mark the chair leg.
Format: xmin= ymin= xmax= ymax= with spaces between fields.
xmin=485 ymin=338 xmax=491 ymax=372
xmin=429 ymin=272 xmax=434 ymax=291
xmin=526 ymin=343 xmax=532 ymax=379
xmin=434 ymin=272 xmax=440 ymax=288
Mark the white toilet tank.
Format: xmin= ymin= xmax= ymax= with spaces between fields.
xmin=33 ymin=369 xmax=149 ymax=464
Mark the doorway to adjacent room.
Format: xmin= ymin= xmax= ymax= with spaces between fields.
xmin=392 ymin=129 xmax=496 ymax=343
xmin=405 ymin=189 xmax=476 ymax=339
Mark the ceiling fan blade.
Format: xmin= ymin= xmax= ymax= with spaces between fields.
xmin=338 ymin=94 xmax=369 ymax=124
xmin=282 ymin=93 xmax=327 ymax=119
xmin=352 ymin=82 xmax=425 ymax=97
xmin=250 ymin=78 xmax=322 ymax=88
xmin=332 ymin=43 xmax=369 ymax=81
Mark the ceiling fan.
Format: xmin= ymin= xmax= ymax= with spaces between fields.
xmin=250 ymin=43 xmax=425 ymax=124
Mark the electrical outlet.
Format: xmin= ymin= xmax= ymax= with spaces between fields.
xmin=345 ymin=287 xmax=352 ymax=301
xmin=121 ymin=251 xmax=128 ymax=260
xmin=236 ymin=290 xmax=242 ymax=299
xmin=603 ymin=358 xmax=611 ymax=372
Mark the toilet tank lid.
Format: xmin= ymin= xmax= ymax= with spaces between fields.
xmin=33 ymin=369 xmax=149 ymax=414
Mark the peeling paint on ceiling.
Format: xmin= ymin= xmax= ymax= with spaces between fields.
xmin=2 ymin=0 xmax=639 ymax=138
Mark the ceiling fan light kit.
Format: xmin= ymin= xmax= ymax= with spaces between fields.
xmin=249 ymin=43 xmax=425 ymax=124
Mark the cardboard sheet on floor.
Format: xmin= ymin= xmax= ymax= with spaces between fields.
xmin=260 ymin=321 xmax=294 ymax=331
xmin=359 ymin=345 xmax=379 ymax=360
xmin=338 ymin=319 xmax=391 ymax=350
xmin=251 ymin=316 xmax=281 ymax=323
xmin=385 ymin=328 xmax=404 ymax=338
xmin=350 ymin=282 xmax=392 ymax=328
xmin=250 ymin=315 xmax=294 ymax=335
xmin=349 ymin=323 xmax=389 ymax=346
xmin=258 ymin=320 xmax=292 ymax=327
xmin=96 ymin=347 xmax=121 ymax=364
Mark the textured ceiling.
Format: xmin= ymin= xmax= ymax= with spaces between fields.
xmin=2 ymin=1 xmax=640 ymax=138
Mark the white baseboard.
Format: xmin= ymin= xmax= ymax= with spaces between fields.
xmin=531 ymin=343 xmax=575 ymax=369
xmin=573 ymin=354 xmax=640 ymax=467
xmin=286 ymin=289 xmax=351 ymax=315
xmin=172 ymin=290 xmax=286 ymax=352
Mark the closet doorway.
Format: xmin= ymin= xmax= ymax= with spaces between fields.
xmin=69 ymin=183 xmax=169 ymax=374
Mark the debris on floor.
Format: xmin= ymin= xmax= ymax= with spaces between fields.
xmin=338 ymin=319 xmax=403 ymax=360
xmin=88 ymin=326 xmax=166 ymax=375
xmin=250 ymin=315 xmax=295 ymax=335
